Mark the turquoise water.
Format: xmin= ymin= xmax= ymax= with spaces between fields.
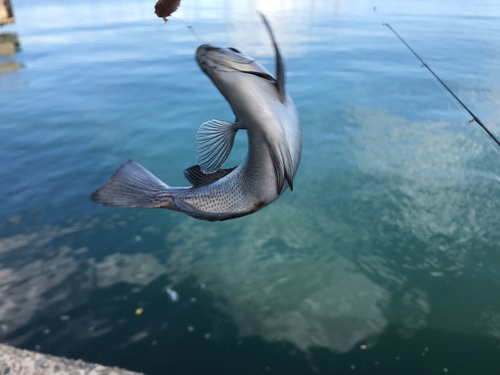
xmin=1 ymin=0 xmax=500 ymax=373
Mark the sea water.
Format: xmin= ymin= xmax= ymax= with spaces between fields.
xmin=1 ymin=0 xmax=500 ymax=374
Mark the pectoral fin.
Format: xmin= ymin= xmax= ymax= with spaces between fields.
xmin=195 ymin=119 xmax=244 ymax=174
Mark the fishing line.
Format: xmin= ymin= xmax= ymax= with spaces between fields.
xmin=160 ymin=14 xmax=205 ymax=45
xmin=382 ymin=22 xmax=500 ymax=149
xmin=187 ymin=25 xmax=204 ymax=44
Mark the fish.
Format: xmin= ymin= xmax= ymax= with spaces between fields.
xmin=90 ymin=13 xmax=302 ymax=222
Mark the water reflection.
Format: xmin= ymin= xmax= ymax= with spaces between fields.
xmin=0 ymin=217 xmax=170 ymax=338
xmin=0 ymin=33 xmax=19 ymax=75
xmin=159 ymin=106 xmax=500 ymax=354
xmin=164 ymin=206 xmax=391 ymax=352
xmin=0 ymin=171 xmax=499 ymax=373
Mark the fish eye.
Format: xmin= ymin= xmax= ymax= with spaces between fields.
xmin=228 ymin=47 xmax=241 ymax=53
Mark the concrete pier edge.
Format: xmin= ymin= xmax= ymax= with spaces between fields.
xmin=0 ymin=344 xmax=144 ymax=375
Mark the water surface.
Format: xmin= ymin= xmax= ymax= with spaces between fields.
xmin=1 ymin=0 xmax=500 ymax=374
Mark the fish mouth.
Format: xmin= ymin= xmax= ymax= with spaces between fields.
xmin=196 ymin=44 xmax=275 ymax=82
xmin=196 ymin=44 xmax=254 ymax=68
xmin=196 ymin=44 xmax=217 ymax=56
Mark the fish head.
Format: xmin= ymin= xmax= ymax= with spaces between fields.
xmin=196 ymin=44 xmax=277 ymax=103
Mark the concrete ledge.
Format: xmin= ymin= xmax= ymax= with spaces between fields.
xmin=0 ymin=344 xmax=144 ymax=375
xmin=0 ymin=0 xmax=15 ymax=26
xmin=0 ymin=17 xmax=14 ymax=26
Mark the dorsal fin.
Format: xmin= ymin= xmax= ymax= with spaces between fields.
xmin=258 ymin=12 xmax=286 ymax=104
xmin=184 ymin=165 xmax=237 ymax=188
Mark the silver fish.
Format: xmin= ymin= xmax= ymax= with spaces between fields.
xmin=90 ymin=13 xmax=302 ymax=222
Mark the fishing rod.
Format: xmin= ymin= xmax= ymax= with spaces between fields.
xmin=383 ymin=23 xmax=500 ymax=149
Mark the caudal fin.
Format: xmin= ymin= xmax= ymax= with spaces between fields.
xmin=90 ymin=160 xmax=170 ymax=208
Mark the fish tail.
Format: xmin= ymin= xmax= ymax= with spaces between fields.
xmin=90 ymin=159 xmax=178 ymax=210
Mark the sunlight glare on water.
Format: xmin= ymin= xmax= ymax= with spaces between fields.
xmin=1 ymin=0 xmax=500 ymax=374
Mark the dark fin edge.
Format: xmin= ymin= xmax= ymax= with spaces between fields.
xmin=257 ymin=11 xmax=286 ymax=104
xmin=183 ymin=165 xmax=238 ymax=188
xmin=267 ymin=138 xmax=294 ymax=195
